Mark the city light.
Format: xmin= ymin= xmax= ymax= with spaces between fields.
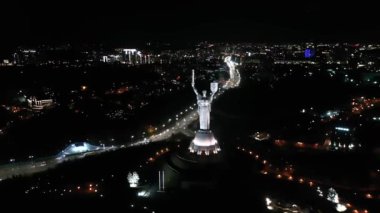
xmin=0 ymin=37 xmax=378 ymax=212
xmin=335 ymin=127 xmax=350 ymax=132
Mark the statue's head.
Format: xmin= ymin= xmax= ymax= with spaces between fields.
xmin=202 ymin=90 xmax=207 ymax=98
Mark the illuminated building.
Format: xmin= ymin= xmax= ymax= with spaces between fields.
xmin=252 ymin=132 xmax=270 ymax=141
xmin=304 ymin=48 xmax=315 ymax=58
xmin=27 ymin=97 xmax=54 ymax=110
xmin=13 ymin=49 xmax=37 ymax=65
xmin=327 ymin=126 xmax=361 ymax=151
xmin=59 ymin=142 xmax=101 ymax=156
xmin=123 ymin=49 xmax=142 ymax=65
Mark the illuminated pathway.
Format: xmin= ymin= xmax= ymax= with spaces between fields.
xmin=0 ymin=145 xmax=116 ymax=181
xmin=236 ymin=146 xmax=372 ymax=213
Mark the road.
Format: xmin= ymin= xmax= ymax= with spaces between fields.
xmin=0 ymin=146 xmax=116 ymax=181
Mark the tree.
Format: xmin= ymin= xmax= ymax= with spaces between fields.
xmin=127 ymin=171 xmax=140 ymax=188
xmin=327 ymin=187 xmax=339 ymax=204
xmin=316 ymin=186 xmax=323 ymax=197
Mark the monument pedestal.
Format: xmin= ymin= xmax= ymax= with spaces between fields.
xmin=188 ymin=130 xmax=220 ymax=155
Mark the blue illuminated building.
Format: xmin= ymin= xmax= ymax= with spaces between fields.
xmin=304 ymin=48 xmax=315 ymax=58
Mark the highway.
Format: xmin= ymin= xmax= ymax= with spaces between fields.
xmin=0 ymin=146 xmax=116 ymax=181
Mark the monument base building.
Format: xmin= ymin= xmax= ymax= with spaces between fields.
xmin=189 ymin=130 xmax=220 ymax=155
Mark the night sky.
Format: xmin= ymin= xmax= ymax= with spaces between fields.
xmin=1 ymin=1 xmax=379 ymax=54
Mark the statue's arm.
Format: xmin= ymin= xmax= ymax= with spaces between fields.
xmin=192 ymin=84 xmax=200 ymax=97
xmin=191 ymin=69 xmax=199 ymax=96
xmin=209 ymin=91 xmax=216 ymax=103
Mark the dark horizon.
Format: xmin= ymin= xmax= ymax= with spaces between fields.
xmin=1 ymin=1 xmax=379 ymax=55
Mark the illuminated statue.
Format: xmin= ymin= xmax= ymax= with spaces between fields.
xmin=189 ymin=70 xmax=220 ymax=155
xmin=223 ymin=56 xmax=240 ymax=88
xmin=192 ymin=70 xmax=217 ymax=130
